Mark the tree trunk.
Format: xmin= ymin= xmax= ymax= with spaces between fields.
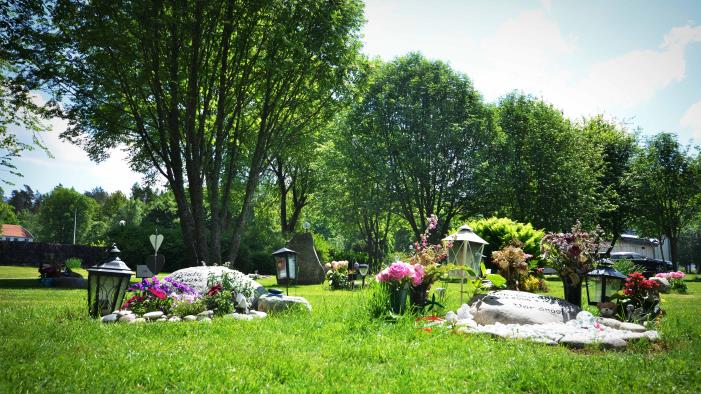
xmin=668 ymin=235 xmax=678 ymax=271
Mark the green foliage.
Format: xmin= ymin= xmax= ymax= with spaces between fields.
xmin=204 ymin=289 xmax=235 ymax=317
xmin=631 ymin=133 xmax=701 ymax=267
xmin=38 ymin=186 xmax=97 ymax=244
xmin=341 ymin=53 xmax=496 ymax=242
xmin=486 ymin=273 xmax=507 ymax=288
xmin=170 ymin=298 xmax=207 ymax=317
xmin=492 ymin=93 xmax=603 ymax=231
xmin=0 ymin=201 xmax=18 ymax=225
xmin=468 ymin=217 xmax=545 ymax=267
xmin=64 ymin=257 xmax=81 ymax=270
xmin=611 ymin=259 xmax=643 ymax=275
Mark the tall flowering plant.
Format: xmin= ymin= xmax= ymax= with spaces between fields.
xmin=540 ymin=221 xmax=604 ymax=306
xmin=408 ymin=214 xmax=452 ymax=287
xmin=324 ymin=260 xmax=352 ymax=290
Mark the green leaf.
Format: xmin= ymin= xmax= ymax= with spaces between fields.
xmin=486 ymin=273 xmax=507 ymax=288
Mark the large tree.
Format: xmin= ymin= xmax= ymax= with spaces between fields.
xmin=493 ymin=93 xmax=602 ymax=231
xmin=38 ymin=185 xmax=97 ymax=244
xmin=26 ymin=0 xmax=363 ymax=265
xmin=0 ymin=0 xmax=54 ymax=184
xmin=631 ymin=133 xmax=701 ymax=269
xmin=343 ymin=53 xmax=496 ymax=240
xmin=581 ymin=116 xmax=638 ymax=253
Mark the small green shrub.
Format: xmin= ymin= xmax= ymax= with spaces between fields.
xmin=65 ymin=257 xmax=82 ymax=270
xmin=171 ymin=298 xmax=207 ymax=317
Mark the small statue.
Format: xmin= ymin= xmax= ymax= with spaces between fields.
xmin=597 ymin=301 xmax=617 ymax=318
xmin=235 ymin=293 xmax=250 ymax=315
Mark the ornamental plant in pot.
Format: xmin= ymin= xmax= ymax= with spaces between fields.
xmin=540 ymin=221 xmax=604 ymax=307
xmin=376 ymin=262 xmax=420 ymax=314
xmin=408 ymin=215 xmax=452 ymax=311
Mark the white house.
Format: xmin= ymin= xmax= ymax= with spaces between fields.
xmin=0 ymin=224 xmax=34 ymax=242
xmin=611 ymin=232 xmax=670 ymax=260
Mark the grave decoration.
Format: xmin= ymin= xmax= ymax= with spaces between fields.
xmin=540 ymin=221 xmax=605 ymax=307
xmin=87 ymin=244 xmax=133 ymax=317
xmin=324 ymin=260 xmax=353 ymax=290
xmin=418 ymin=290 xmax=661 ymax=349
xmin=272 ymin=247 xmax=297 ymax=295
xmin=100 ymin=265 xmax=310 ymax=324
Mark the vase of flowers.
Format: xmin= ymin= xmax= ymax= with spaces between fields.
xmin=376 ymin=262 xmax=418 ymax=314
xmin=540 ymin=221 xmax=604 ymax=307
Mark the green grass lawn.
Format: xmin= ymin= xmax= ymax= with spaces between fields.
xmin=1 ymin=266 xmax=699 ymax=393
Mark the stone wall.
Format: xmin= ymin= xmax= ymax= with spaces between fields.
xmin=0 ymin=240 xmax=105 ymax=268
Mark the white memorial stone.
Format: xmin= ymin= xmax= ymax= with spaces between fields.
xmin=470 ymin=290 xmax=581 ymax=325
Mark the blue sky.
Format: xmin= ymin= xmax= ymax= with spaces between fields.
xmin=5 ymin=0 xmax=701 ymax=197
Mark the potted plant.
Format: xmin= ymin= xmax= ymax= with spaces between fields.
xmin=540 ymin=221 xmax=603 ymax=307
xmin=376 ymin=262 xmax=419 ymax=314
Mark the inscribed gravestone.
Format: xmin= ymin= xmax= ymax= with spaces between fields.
xmin=285 ymin=232 xmax=324 ymax=285
xmin=470 ymin=290 xmax=581 ymax=325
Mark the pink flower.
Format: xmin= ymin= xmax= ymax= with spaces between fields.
xmin=412 ymin=264 xmax=425 ymax=286
xmin=376 ymin=262 xmax=414 ymax=284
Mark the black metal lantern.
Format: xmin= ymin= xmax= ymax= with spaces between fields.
xmin=87 ymin=243 xmax=133 ymax=317
xmin=585 ymin=260 xmax=627 ymax=306
xmin=357 ymin=263 xmax=369 ymax=287
xmin=272 ymin=247 xmax=297 ymax=295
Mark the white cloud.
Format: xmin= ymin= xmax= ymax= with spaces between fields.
xmin=568 ymin=24 xmax=701 ymax=116
xmin=680 ymin=100 xmax=701 ymax=144
xmin=12 ymin=116 xmax=143 ymax=194
xmin=471 ymin=9 xmax=577 ymax=101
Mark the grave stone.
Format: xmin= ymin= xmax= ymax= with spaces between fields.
xmin=470 ymin=290 xmax=581 ymax=325
xmin=285 ymin=232 xmax=324 ymax=285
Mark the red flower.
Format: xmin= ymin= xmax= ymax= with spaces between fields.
xmin=148 ymin=287 xmax=166 ymax=300
xmin=207 ymin=283 xmax=222 ymax=297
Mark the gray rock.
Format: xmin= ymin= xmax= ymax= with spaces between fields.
xmin=198 ymin=317 xmax=212 ymax=323
xmin=183 ymin=315 xmax=197 ymax=321
xmin=249 ymin=310 xmax=267 ymax=319
xmin=118 ymin=314 xmax=136 ymax=323
xmin=130 ymin=318 xmax=147 ymax=324
xmin=649 ymin=277 xmax=670 ymax=293
xmin=168 ymin=266 xmax=265 ymax=302
xmin=257 ymin=294 xmax=312 ymax=313
xmin=156 ymin=317 xmax=167 ymax=322
xmin=168 ymin=316 xmax=182 ymax=322
xmin=618 ymin=322 xmax=646 ymax=333
xmin=470 ymin=290 xmax=581 ymax=325
xmin=101 ymin=313 xmax=118 ymax=323
xmin=601 ymin=337 xmax=628 ymax=349
xmin=559 ymin=334 xmax=593 ymax=348
xmin=143 ymin=311 xmax=164 ymax=320
xmin=597 ymin=317 xmax=622 ymax=329
xmin=618 ymin=331 xmax=647 ymax=341
xmin=224 ymin=313 xmax=254 ymax=321
xmin=644 ymin=331 xmax=660 ymax=342
xmin=198 ymin=310 xmax=214 ymax=318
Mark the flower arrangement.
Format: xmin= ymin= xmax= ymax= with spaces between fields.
xmin=615 ymin=271 xmax=663 ymax=322
xmin=491 ymin=242 xmax=530 ymax=290
xmin=655 ymin=271 xmax=687 ymax=293
xmin=324 ymin=260 xmax=352 ymax=290
xmin=540 ymin=221 xmax=604 ymax=286
xmin=376 ymin=261 xmax=420 ymax=288
xmin=122 ymin=276 xmax=199 ymax=315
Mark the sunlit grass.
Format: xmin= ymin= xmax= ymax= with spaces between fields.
xmin=0 ymin=265 xmax=699 ymax=393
